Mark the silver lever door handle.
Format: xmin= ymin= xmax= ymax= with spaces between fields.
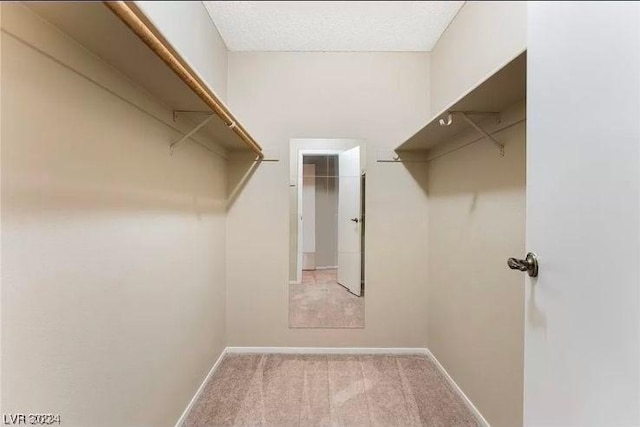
xmin=507 ymin=252 xmax=538 ymax=277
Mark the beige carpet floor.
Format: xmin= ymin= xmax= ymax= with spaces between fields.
xmin=183 ymin=354 xmax=480 ymax=427
xmin=290 ymin=270 xmax=364 ymax=328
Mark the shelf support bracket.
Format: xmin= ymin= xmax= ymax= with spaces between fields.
xmin=169 ymin=114 xmax=215 ymax=154
xmin=449 ymin=111 xmax=504 ymax=157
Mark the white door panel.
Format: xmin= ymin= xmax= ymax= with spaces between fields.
xmin=337 ymin=176 xmax=360 ymax=252
xmin=337 ymin=252 xmax=360 ymax=293
xmin=525 ymin=3 xmax=640 ymax=425
xmin=337 ymin=147 xmax=362 ymax=295
xmin=302 ymin=164 xmax=316 ymax=270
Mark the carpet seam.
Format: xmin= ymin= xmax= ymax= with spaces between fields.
xmin=297 ymin=357 xmax=306 ymax=427
xmin=358 ymin=355 xmax=374 ymax=426
xmin=397 ymin=356 xmax=422 ymax=426
xmin=326 ymin=355 xmax=334 ymax=425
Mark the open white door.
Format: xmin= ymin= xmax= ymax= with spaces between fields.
xmin=524 ymin=3 xmax=640 ymax=425
xmin=337 ymin=146 xmax=362 ymax=296
xmin=301 ymin=164 xmax=316 ymax=271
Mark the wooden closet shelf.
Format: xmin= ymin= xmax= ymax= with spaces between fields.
xmin=396 ymin=52 xmax=526 ymax=153
xmin=25 ymin=1 xmax=263 ymax=157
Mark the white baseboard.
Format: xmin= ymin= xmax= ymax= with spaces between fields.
xmin=315 ymin=265 xmax=338 ymax=270
xmin=289 ymin=280 xmax=301 ymax=285
xmin=225 ymin=346 xmax=429 ymax=355
xmin=174 ymin=346 xmax=489 ymax=427
xmin=174 ymin=347 xmax=228 ymax=427
xmin=423 ymin=348 xmax=490 ymax=427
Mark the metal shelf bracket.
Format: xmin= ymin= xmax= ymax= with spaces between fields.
xmin=170 ymin=112 xmax=215 ymax=155
xmin=441 ymin=111 xmax=504 ymax=157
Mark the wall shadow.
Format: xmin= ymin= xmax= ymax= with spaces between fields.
xmin=226 ymin=152 xmax=261 ymax=210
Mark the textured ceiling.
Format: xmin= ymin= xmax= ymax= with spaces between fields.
xmin=203 ymin=1 xmax=464 ymax=52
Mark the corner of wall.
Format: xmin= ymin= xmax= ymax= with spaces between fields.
xmin=429 ymin=0 xmax=527 ymax=113
xmin=134 ymin=0 xmax=230 ymax=102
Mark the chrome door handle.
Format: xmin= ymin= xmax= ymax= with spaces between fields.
xmin=507 ymin=252 xmax=539 ymax=277
xmin=350 ymin=218 xmax=359 ymax=223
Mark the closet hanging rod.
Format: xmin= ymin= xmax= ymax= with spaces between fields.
xmin=0 ymin=26 xmax=227 ymax=160
xmin=427 ymin=117 xmax=525 ymax=162
xmin=104 ymin=1 xmax=263 ymax=158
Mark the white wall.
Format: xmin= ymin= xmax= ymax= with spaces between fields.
xmin=1 ymin=4 xmax=227 ymax=426
xmin=430 ymin=1 xmax=527 ymax=113
xmin=135 ymin=0 xmax=229 ymax=101
xmin=427 ymin=103 xmax=526 ymax=427
xmin=226 ymin=52 xmax=430 ymax=346
xmin=423 ymin=3 xmax=528 ymax=425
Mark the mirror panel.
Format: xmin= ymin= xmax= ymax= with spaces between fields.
xmin=289 ymin=139 xmax=366 ymax=329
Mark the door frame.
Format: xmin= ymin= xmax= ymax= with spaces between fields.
xmin=296 ymin=149 xmax=344 ymax=284
xmin=289 ymin=138 xmax=366 ymax=286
